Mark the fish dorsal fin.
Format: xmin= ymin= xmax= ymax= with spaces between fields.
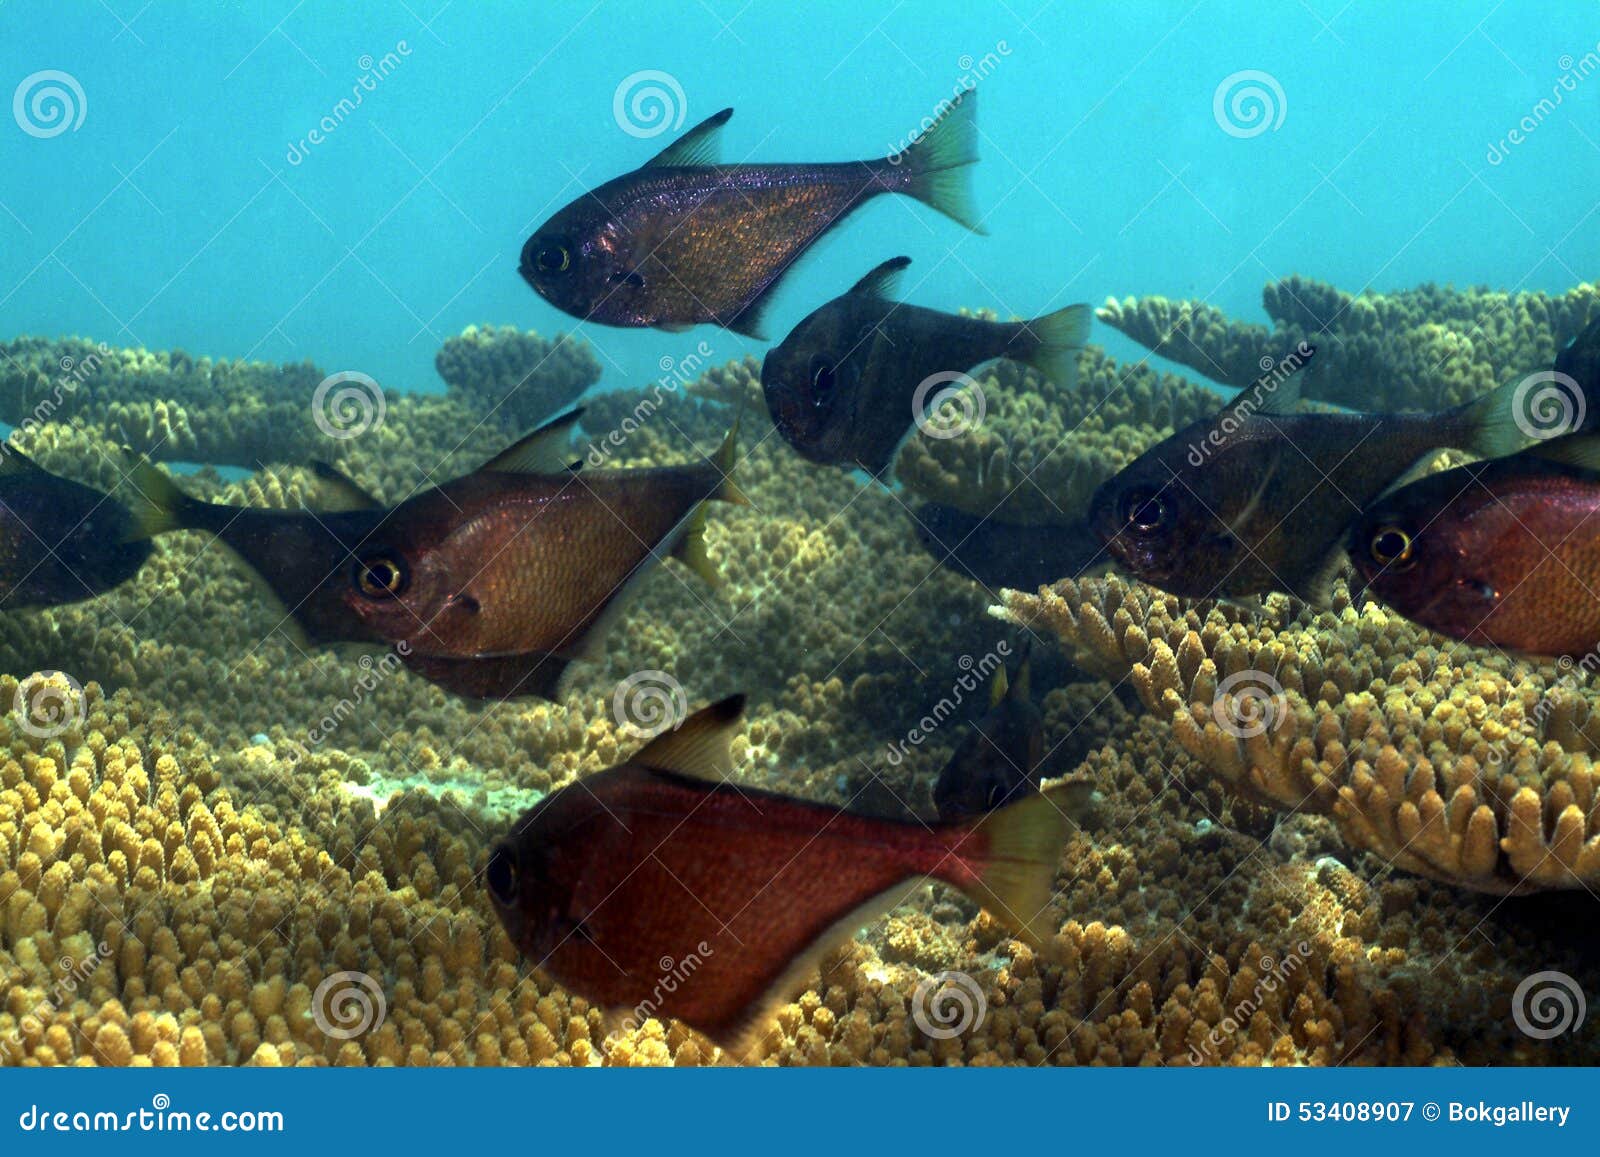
xmin=478 ymin=407 xmax=586 ymax=475
xmin=645 ymin=108 xmax=732 ymax=169
xmin=848 ymin=257 xmax=911 ymax=301
xmin=1527 ymin=433 xmax=1600 ymax=472
xmin=633 ymin=694 xmax=745 ymax=779
xmin=310 ymin=461 xmax=382 ymax=510
xmin=0 ymin=446 xmax=44 ymax=478
xmin=1231 ymin=343 xmax=1316 ymax=417
xmin=988 ymin=665 xmax=1009 ymax=708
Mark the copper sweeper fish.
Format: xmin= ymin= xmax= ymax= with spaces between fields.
xmin=0 ymin=446 xmax=156 ymax=609
xmin=762 ymin=256 xmax=1090 ymax=475
xmin=486 ymin=694 xmax=1093 ymax=1051
xmin=934 ymin=641 xmax=1045 ymax=822
xmin=1087 ymin=342 xmax=1576 ymax=604
xmin=519 ymin=93 xmax=985 ymax=338
xmin=1348 ymin=435 xmax=1600 ymax=656
xmin=131 ymin=409 xmax=745 ymax=699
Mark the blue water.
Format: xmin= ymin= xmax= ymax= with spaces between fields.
xmin=0 ymin=1 xmax=1595 ymax=399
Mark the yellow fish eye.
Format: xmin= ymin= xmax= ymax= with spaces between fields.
xmin=354 ymin=554 xmax=408 ymax=599
xmin=1369 ymin=525 xmax=1414 ymax=569
xmin=537 ymin=245 xmax=570 ymax=273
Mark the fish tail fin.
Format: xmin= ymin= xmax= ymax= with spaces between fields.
xmin=955 ymin=781 xmax=1092 ymax=946
xmin=674 ymin=418 xmax=747 ymax=588
xmin=120 ymin=455 xmax=206 ymax=541
xmin=893 ymin=89 xmax=986 ymax=234
xmin=1015 ymin=303 xmax=1092 ymax=390
xmin=1460 ymin=369 xmax=1588 ymax=460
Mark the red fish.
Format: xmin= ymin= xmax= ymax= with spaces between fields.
xmin=486 ymin=695 xmax=1089 ymax=1052
xmin=520 ymin=93 xmax=984 ymax=338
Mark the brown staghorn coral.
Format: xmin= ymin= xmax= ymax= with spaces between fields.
xmin=1098 ymin=276 xmax=1600 ymax=411
xmin=996 ymin=574 xmax=1600 ymax=895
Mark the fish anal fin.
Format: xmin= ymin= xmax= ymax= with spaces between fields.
xmin=644 ymin=107 xmax=733 ymax=169
xmin=1527 ymin=432 xmax=1600 ymax=472
xmin=957 ymin=783 xmax=1085 ymax=946
xmin=479 ymin=407 xmax=587 ymax=475
xmin=633 ymin=694 xmax=745 ymax=779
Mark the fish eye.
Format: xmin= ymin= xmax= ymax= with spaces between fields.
xmin=486 ymin=845 xmax=517 ymax=906
xmin=353 ymin=553 xmax=409 ymax=599
xmin=1118 ymin=486 xmax=1166 ymax=533
xmin=536 ymin=244 xmax=570 ymax=274
xmin=1368 ymin=525 xmax=1415 ymax=570
xmin=810 ymin=358 xmax=836 ymax=401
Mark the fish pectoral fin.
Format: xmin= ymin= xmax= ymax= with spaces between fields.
xmin=643 ymin=107 xmax=732 ymax=169
xmin=847 ymin=256 xmax=912 ymax=301
xmin=634 ymin=694 xmax=746 ymax=780
xmin=477 ymin=406 xmax=588 ymax=475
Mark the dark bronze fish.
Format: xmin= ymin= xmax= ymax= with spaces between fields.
xmin=135 ymin=410 xmax=744 ymax=699
xmin=0 ymin=447 xmax=154 ymax=609
xmin=911 ymin=501 xmax=1106 ymax=591
xmin=934 ymin=642 xmax=1045 ymax=822
xmin=1349 ymin=438 xmax=1600 ymax=656
xmin=486 ymin=695 xmax=1089 ymax=1051
xmin=520 ymin=94 xmax=984 ymax=338
xmin=1087 ymin=344 xmax=1561 ymax=603
xmin=763 ymin=257 xmax=1090 ymax=475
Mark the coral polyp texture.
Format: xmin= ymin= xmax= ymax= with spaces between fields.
xmin=4 ymin=288 xmax=1600 ymax=1067
xmin=1098 ymin=276 xmax=1600 ymax=410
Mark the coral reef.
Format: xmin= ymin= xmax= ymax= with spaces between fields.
xmin=1098 ymin=276 xmax=1600 ymax=411
xmin=6 ymin=289 xmax=1600 ymax=1068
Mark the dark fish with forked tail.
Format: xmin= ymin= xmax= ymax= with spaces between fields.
xmin=520 ymin=93 xmax=985 ymax=338
xmin=0 ymin=447 xmax=154 ymax=609
xmin=1088 ymin=342 xmax=1585 ymax=603
xmin=486 ymin=695 xmax=1089 ymax=1051
xmin=762 ymin=256 xmax=1090 ymax=475
xmin=132 ymin=410 xmax=745 ymax=700
xmin=934 ymin=641 xmax=1045 ymax=822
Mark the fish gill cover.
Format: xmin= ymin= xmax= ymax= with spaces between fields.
xmin=0 ymin=1 xmax=1597 ymax=1074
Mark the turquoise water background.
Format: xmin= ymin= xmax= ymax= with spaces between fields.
xmin=1 ymin=1 xmax=1596 ymax=404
